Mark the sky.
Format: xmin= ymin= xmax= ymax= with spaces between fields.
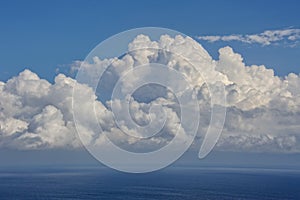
xmin=0 ymin=0 xmax=300 ymax=169
xmin=0 ymin=0 xmax=300 ymax=81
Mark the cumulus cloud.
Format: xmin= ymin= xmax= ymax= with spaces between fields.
xmin=0 ymin=34 xmax=300 ymax=153
xmin=0 ymin=70 xmax=80 ymax=149
xmin=197 ymin=28 xmax=300 ymax=46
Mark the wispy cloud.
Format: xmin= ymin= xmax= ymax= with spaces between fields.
xmin=197 ymin=28 xmax=300 ymax=46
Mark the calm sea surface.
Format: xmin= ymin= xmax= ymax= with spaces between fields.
xmin=0 ymin=167 xmax=299 ymax=200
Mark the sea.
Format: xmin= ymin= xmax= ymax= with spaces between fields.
xmin=0 ymin=167 xmax=299 ymax=200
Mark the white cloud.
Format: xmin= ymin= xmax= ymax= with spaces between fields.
xmin=197 ymin=28 xmax=300 ymax=46
xmin=0 ymin=34 xmax=300 ymax=153
xmin=0 ymin=70 xmax=81 ymax=149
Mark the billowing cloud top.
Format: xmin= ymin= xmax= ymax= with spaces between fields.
xmin=0 ymin=34 xmax=300 ymax=153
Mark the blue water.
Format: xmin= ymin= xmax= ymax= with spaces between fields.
xmin=0 ymin=167 xmax=299 ymax=200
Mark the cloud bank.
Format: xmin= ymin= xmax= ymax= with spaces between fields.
xmin=0 ymin=34 xmax=300 ymax=153
xmin=197 ymin=28 xmax=300 ymax=46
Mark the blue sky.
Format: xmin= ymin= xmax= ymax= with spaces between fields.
xmin=1 ymin=1 xmax=300 ymax=169
xmin=0 ymin=0 xmax=300 ymax=81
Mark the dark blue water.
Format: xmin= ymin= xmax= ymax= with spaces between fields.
xmin=0 ymin=167 xmax=299 ymax=200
